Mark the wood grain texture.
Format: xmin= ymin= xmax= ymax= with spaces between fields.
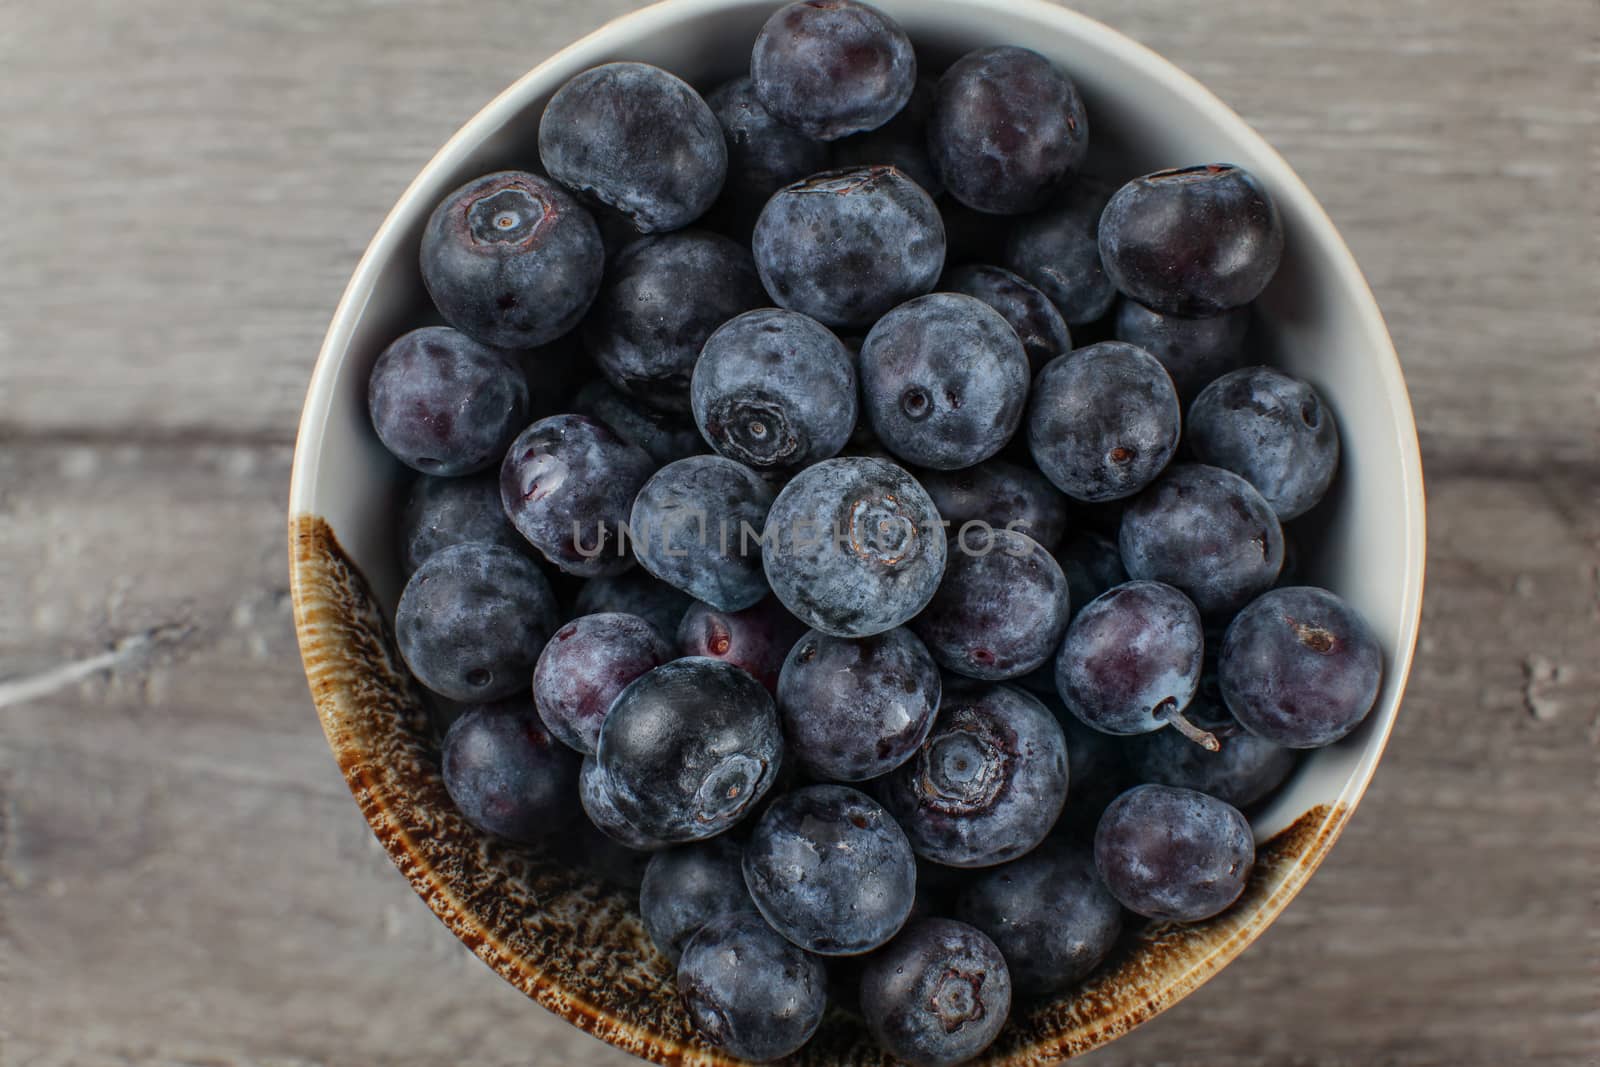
xmin=1 ymin=1 xmax=1596 ymax=1065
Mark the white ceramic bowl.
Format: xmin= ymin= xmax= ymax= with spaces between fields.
xmin=288 ymin=1 xmax=1426 ymax=1062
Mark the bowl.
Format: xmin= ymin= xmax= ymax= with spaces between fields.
xmin=287 ymin=0 xmax=1426 ymax=1061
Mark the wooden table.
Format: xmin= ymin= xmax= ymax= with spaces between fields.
xmin=2 ymin=1 xmax=1594 ymax=1063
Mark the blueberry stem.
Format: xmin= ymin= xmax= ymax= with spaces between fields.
xmin=1161 ymin=702 xmax=1221 ymax=752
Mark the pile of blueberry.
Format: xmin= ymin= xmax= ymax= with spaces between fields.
xmin=370 ymin=3 xmax=1384 ymax=1063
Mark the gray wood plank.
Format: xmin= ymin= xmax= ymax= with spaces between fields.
xmin=0 ymin=443 xmax=1593 ymax=1065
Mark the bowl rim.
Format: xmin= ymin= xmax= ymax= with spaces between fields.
xmin=288 ymin=0 xmax=1427 ymax=1061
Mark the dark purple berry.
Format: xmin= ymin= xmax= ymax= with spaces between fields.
xmin=834 ymin=77 xmax=942 ymax=196
xmin=1128 ymin=699 xmax=1297 ymax=809
xmin=1056 ymin=581 xmax=1213 ymax=749
xmin=678 ymin=911 xmax=828 ymax=1061
xmin=367 ymin=327 xmax=529 ymax=476
xmin=1094 ymin=783 xmax=1254 ymax=921
xmin=398 ymin=471 xmax=528 ymax=575
xmin=573 ymin=569 xmax=694 ymax=643
xmin=642 ymin=838 xmax=754 ymax=965
xmin=538 ymin=63 xmax=727 ymax=233
xmin=1099 ymin=164 xmax=1285 ymax=317
xmin=571 ymin=379 xmax=707 ymax=466
xmin=1119 ymin=463 xmax=1285 ymax=618
xmin=762 ymin=457 xmax=949 ymax=638
xmin=954 ymin=839 xmax=1122 ymax=995
xmin=1028 ymin=341 xmax=1181 ymax=503
xmin=754 ymin=166 xmax=945 ymax=329
xmin=860 ymin=918 xmax=1011 ymax=1067
xmin=706 ymin=75 xmax=832 ymax=236
xmin=859 ymin=293 xmax=1030 ymax=470
xmin=917 ymin=459 xmax=1069 ymax=552
xmin=1187 ymin=366 xmax=1341 ymax=520
xmin=930 ymin=46 xmax=1088 ymax=215
xmin=597 ymin=658 xmax=784 ymax=842
xmin=582 ymin=230 xmax=765 ymax=412
xmin=777 ymin=627 xmax=941 ymax=781
xmin=579 ymin=755 xmax=669 ymax=851
xmin=942 ymin=264 xmax=1073 ymax=375
xmin=692 ymin=308 xmax=858 ymax=471
xmin=751 ymin=0 xmax=917 ymax=141
xmin=913 ymin=529 xmax=1070 ymax=681
xmin=1004 ymin=179 xmax=1116 ymax=325
xmin=1114 ymin=298 xmax=1249 ymax=401
xmin=630 ymin=456 xmax=775 ymax=612
xmin=395 ymin=543 xmax=559 ymax=702
xmin=500 ymin=414 xmax=654 ymax=578
xmin=743 ymin=784 xmax=917 ymax=955
xmin=533 ymin=612 xmax=673 ymax=754
xmin=419 ymin=171 xmax=604 ymax=349
xmin=441 ymin=698 xmax=580 ymax=842
xmin=877 ymin=684 xmax=1068 ymax=868
xmin=677 ymin=596 xmax=807 ymax=694
xmin=1219 ymin=586 xmax=1383 ymax=749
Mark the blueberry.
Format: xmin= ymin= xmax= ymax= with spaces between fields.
xmin=692 ymin=308 xmax=858 ymax=471
xmin=1119 ymin=463 xmax=1285 ymax=618
xmin=676 ymin=596 xmax=806 ymax=694
xmin=1219 ymin=586 xmax=1383 ymax=749
xmin=750 ymin=0 xmax=917 ymax=141
xmin=571 ymin=380 xmax=706 ymax=466
xmin=743 ymin=784 xmax=917 ymax=955
xmin=954 ymin=839 xmax=1121 ymax=995
xmin=395 ymin=543 xmax=559 ymax=701
xmin=582 ymin=230 xmax=765 ymax=413
xmin=1127 ymin=697 xmax=1296 ymax=809
xmin=441 ymin=698 xmax=580 ymax=842
xmin=1187 ymin=366 xmax=1340 ymax=520
xmin=1114 ymin=298 xmax=1249 ymax=402
xmin=942 ymin=264 xmax=1073 ymax=375
xmin=859 ymin=293 xmax=1030 ymax=470
xmin=419 ymin=172 xmax=604 ymax=349
xmin=834 ymin=77 xmax=942 ymax=196
xmin=628 ymin=456 xmax=774 ymax=612
xmin=598 ymin=658 xmax=783 ymax=842
xmin=762 ymin=457 xmax=948 ymax=637
xmin=1099 ymin=164 xmax=1285 ymax=317
xmin=641 ymin=838 xmax=754 ymax=964
xmin=573 ymin=569 xmax=694 ymax=643
xmin=777 ymin=627 xmax=941 ymax=781
xmin=706 ymin=75 xmax=833 ymax=236
xmin=1056 ymin=581 xmax=1214 ymax=753
xmin=397 ymin=471 xmax=528 ymax=575
xmin=566 ymin=820 xmax=657 ymax=891
xmin=367 ymin=327 xmax=529 ymax=476
xmin=754 ymin=166 xmax=945 ymax=329
xmin=877 ymin=683 xmax=1068 ymax=867
xmin=533 ymin=612 xmax=673 ymax=754
xmin=500 ymin=414 xmax=655 ymax=578
xmin=1054 ymin=530 xmax=1128 ymax=619
xmin=913 ymin=529 xmax=1070 ymax=681
xmin=930 ymin=46 xmax=1088 ymax=215
xmin=859 ymin=918 xmax=1011 ymax=1067
xmin=917 ymin=459 xmax=1069 ymax=552
xmin=579 ymin=755 xmax=669 ymax=851
xmin=678 ymin=911 xmax=828 ymax=1062
xmin=1094 ymin=783 xmax=1254 ymax=922
xmin=1004 ymin=179 xmax=1116 ymax=325
xmin=538 ymin=62 xmax=726 ymax=233
xmin=1026 ymin=341 xmax=1181 ymax=506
